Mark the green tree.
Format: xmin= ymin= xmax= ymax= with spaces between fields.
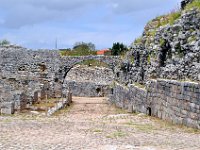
xmin=0 ymin=39 xmax=10 ymax=46
xmin=111 ymin=42 xmax=128 ymax=56
xmin=73 ymin=42 xmax=95 ymax=51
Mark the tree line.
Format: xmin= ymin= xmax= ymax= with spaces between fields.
xmin=60 ymin=41 xmax=128 ymax=56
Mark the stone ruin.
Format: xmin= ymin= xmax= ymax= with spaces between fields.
xmin=0 ymin=45 xmax=120 ymax=115
xmin=65 ymin=65 xmax=114 ymax=97
xmin=109 ymin=0 xmax=200 ymax=129
xmin=0 ymin=0 xmax=200 ymax=129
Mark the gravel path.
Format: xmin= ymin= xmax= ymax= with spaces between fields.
xmin=0 ymin=97 xmax=200 ymax=150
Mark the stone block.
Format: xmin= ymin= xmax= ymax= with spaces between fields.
xmin=127 ymin=104 xmax=133 ymax=113
xmin=1 ymin=102 xmax=15 ymax=114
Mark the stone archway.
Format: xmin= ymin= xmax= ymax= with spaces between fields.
xmin=60 ymin=59 xmax=116 ymax=98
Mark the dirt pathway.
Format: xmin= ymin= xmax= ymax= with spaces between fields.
xmin=0 ymin=97 xmax=200 ymax=150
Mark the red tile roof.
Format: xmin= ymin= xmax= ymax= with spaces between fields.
xmin=97 ymin=49 xmax=110 ymax=55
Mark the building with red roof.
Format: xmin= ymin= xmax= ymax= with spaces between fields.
xmin=97 ymin=49 xmax=111 ymax=55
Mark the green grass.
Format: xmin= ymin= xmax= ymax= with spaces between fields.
xmin=146 ymin=30 xmax=157 ymax=37
xmin=130 ymin=57 xmax=134 ymax=64
xmin=185 ymin=0 xmax=200 ymax=11
xmin=125 ymin=121 xmax=156 ymax=133
xmin=134 ymin=36 xmax=142 ymax=44
xmin=147 ymin=55 xmax=151 ymax=64
xmin=160 ymin=38 xmax=166 ymax=47
xmin=93 ymin=129 xmax=103 ymax=133
xmin=147 ymin=10 xmax=181 ymax=30
xmin=78 ymin=59 xmax=109 ymax=67
xmin=168 ymin=11 xmax=181 ymax=25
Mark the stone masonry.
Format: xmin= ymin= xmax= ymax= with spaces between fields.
xmin=65 ymin=65 xmax=114 ymax=97
xmin=110 ymin=79 xmax=200 ymax=129
xmin=0 ymin=45 xmax=120 ymax=114
xmin=110 ymin=1 xmax=200 ymax=129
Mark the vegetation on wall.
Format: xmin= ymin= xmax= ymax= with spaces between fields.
xmin=148 ymin=10 xmax=181 ymax=30
xmin=185 ymin=0 xmax=200 ymax=10
xmin=134 ymin=36 xmax=142 ymax=44
xmin=78 ymin=59 xmax=109 ymax=67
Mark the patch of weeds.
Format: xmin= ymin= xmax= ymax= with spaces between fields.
xmin=114 ymin=105 xmax=127 ymax=114
xmin=93 ymin=129 xmax=103 ymax=133
xmin=130 ymin=57 xmax=134 ymax=64
xmin=19 ymin=114 xmax=38 ymax=120
xmin=188 ymin=35 xmax=196 ymax=43
xmin=148 ymin=117 xmax=200 ymax=134
xmin=1 ymin=118 xmax=12 ymax=123
xmin=134 ymin=36 xmax=142 ymax=44
xmin=133 ymin=82 xmax=146 ymax=89
xmin=147 ymin=55 xmax=151 ymax=64
xmin=168 ymin=11 xmax=181 ymax=25
xmin=160 ymin=38 xmax=166 ymax=47
xmin=125 ymin=121 xmax=156 ymax=133
xmin=185 ymin=0 xmax=200 ymax=11
xmin=147 ymin=9 xmax=181 ymax=30
xmin=106 ymin=131 xmax=127 ymax=139
xmin=148 ymin=30 xmax=157 ymax=37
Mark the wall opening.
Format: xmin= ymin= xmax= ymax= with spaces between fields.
xmin=147 ymin=107 xmax=152 ymax=116
xmin=116 ymin=72 xmax=120 ymax=78
xmin=54 ymin=78 xmax=59 ymax=82
xmin=111 ymin=88 xmax=114 ymax=94
xmin=96 ymin=88 xmax=101 ymax=95
xmin=159 ymin=39 xmax=171 ymax=67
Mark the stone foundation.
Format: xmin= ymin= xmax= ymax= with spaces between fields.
xmin=110 ymin=79 xmax=200 ymax=129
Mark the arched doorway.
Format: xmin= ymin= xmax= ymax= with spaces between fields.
xmin=62 ymin=59 xmax=115 ymax=99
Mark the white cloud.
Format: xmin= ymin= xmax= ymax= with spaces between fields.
xmin=0 ymin=0 xmax=181 ymax=49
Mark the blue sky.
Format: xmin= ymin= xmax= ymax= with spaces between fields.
xmin=0 ymin=0 xmax=181 ymax=50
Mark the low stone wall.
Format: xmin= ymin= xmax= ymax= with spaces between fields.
xmin=47 ymin=91 xmax=72 ymax=116
xmin=67 ymin=81 xmax=111 ymax=97
xmin=110 ymin=79 xmax=200 ymax=129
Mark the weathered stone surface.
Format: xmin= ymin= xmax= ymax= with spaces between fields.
xmin=0 ymin=45 xmax=120 ymax=114
xmin=109 ymin=79 xmax=200 ymax=129
xmin=64 ymin=65 xmax=114 ymax=97
xmin=0 ymin=102 xmax=14 ymax=114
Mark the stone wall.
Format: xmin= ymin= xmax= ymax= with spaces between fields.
xmin=67 ymin=81 xmax=111 ymax=97
xmin=117 ymin=6 xmax=200 ymax=86
xmin=65 ymin=65 xmax=114 ymax=97
xmin=110 ymin=79 xmax=200 ymax=129
xmin=0 ymin=45 xmax=119 ymax=114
